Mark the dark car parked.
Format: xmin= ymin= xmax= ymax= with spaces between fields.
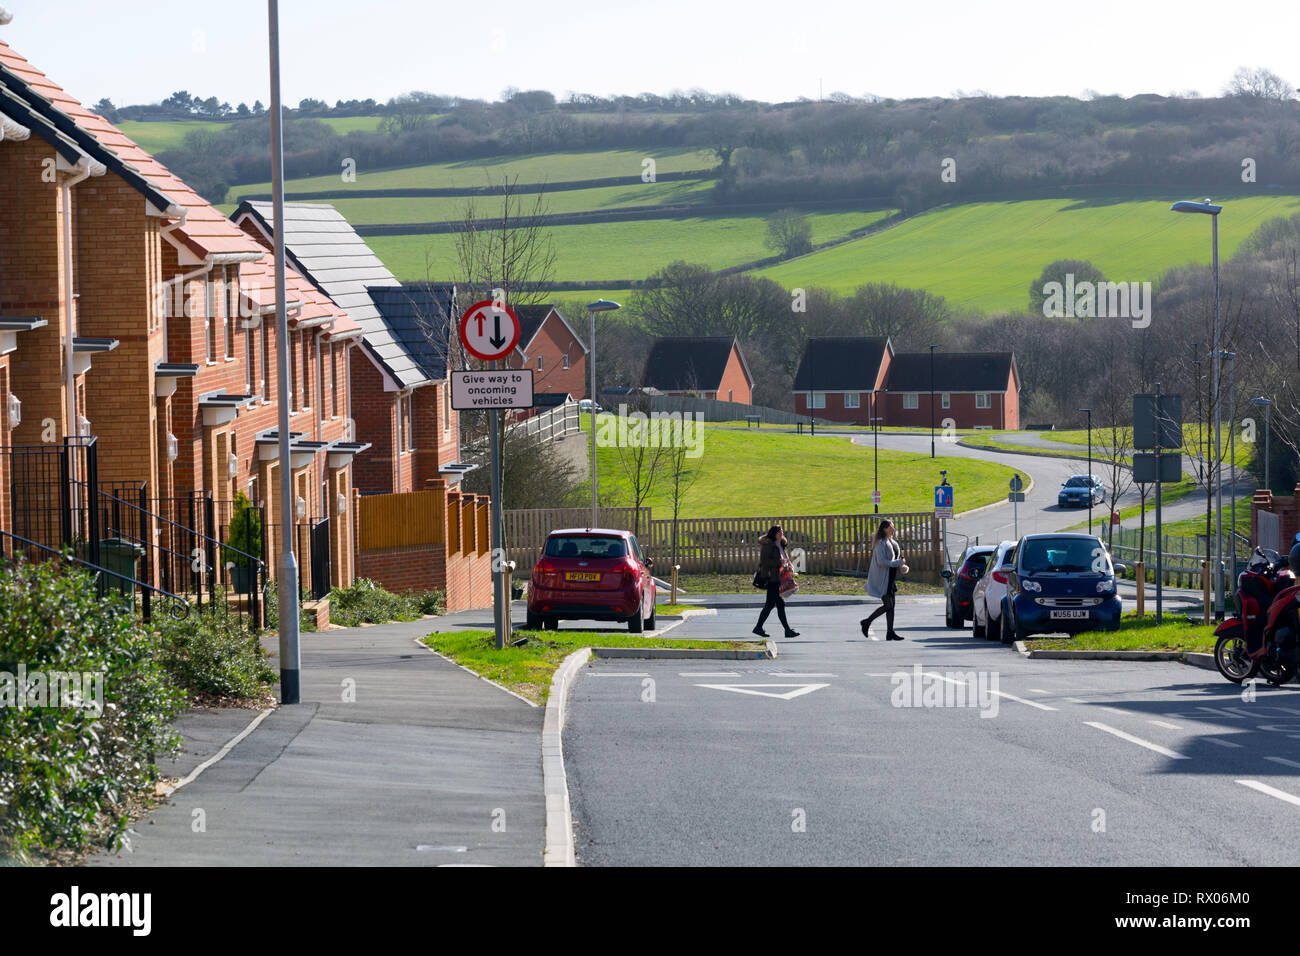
xmin=1003 ymin=533 xmax=1125 ymax=641
xmin=942 ymin=544 xmax=997 ymax=628
xmin=1058 ymin=474 xmax=1105 ymax=508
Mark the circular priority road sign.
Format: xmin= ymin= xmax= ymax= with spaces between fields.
xmin=1009 ymin=474 xmax=1023 ymax=492
xmin=459 ymin=299 xmax=521 ymax=362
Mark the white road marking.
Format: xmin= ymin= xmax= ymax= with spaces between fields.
xmin=927 ymin=672 xmax=1057 ymax=711
xmin=1264 ymin=756 xmax=1300 ymax=770
xmin=1237 ymin=780 xmax=1300 ymax=807
xmin=1149 ymin=720 xmax=1182 ymax=730
xmin=1101 ymin=706 xmax=1129 ymax=716
xmin=587 ymin=672 xmax=650 ymax=678
xmin=1029 ymin=689 xmax=1050 ymax=694
xmin=694 ymin=683 xmax=829 ymax=701
xmin=1064 ymin=697 xmax=1087 ymax=704
xmin=680 ymin=671 xmax=740 ymax=677
xmin=864 ymin=672 xmax=894 ymax=677
xmin=1084 ymin=721 xmax=1189 ymax=759
xmin=769 ymin=672 xmax=837 ymax=677
xmin=1225 ymin=707 xmax=1260 ymax=718
xmin=1206 ymin=737 xmax=1243 ymax=749
xmin=1198 ymin=706 xmax=1246 ymax=719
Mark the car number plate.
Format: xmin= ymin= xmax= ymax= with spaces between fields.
xmin=1050 ymin=609 xmax=1089 ymax=619
xmin=565 ymin=572 xmax=602 ymax=582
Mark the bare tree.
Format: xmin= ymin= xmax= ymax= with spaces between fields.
xmin=764 ymin=208 xmax=813 ymax=259
xmin=608 ymin=392 xmax=669 ymax=536
xmin=1225 ymin=66 xmax=1296 ymax=102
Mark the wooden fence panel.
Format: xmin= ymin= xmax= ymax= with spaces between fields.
xmin=358 ymin=489 xmax=445 ymax=551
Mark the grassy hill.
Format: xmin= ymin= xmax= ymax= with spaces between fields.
xmin=753 ymin=194 xmax=1300 ymax=312
xmin=367 ymin=208 xmax=895 ymax=282
xmin=226 ymin=147 xmax=719 ymax=200
xmin=118 ymin=119 xmax=231 ymax=152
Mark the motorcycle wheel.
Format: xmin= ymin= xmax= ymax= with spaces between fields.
xmin=1214 ymin=633 xmax=1259 ymax=684
xmin=1259 ymin=659 xmax=1297 ymax=686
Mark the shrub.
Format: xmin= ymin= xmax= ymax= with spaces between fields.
xmin=0 ymin=557 xmax=183 ymax=858
xmin=154 ymin=597 xmax=276 ymax=701
xmin=328 ymin=578 xmax=444 ymax=627
xmin=264 ymin=583 xmax=317 ymax=633
xmin=222 ymin=490 xmax=262 ymax=568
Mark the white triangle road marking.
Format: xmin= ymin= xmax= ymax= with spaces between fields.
xmin=694 ymin=682 xmax=830 ymax=701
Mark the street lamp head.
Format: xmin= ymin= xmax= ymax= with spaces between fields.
xmin=1170 ymin=200 xmax=1222 ymax=216
xmin=1250 ymin=396 xmax=1272 ymax=407
xmin=586 ymin=299 xmax=621 ymax=312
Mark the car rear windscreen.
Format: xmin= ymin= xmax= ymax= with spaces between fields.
xmin=545 ymin=536 xmax=628 ymax=559
xmin=963 ymin=554 xmax=990 ymax=574
xmin=1020 ymin=538 xmax=1105 ymax=573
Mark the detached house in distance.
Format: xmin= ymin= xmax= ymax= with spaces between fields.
xmin=505 ymin=303 xmax=587 ymax=401
xmin=793 ymin=336 xmax=1021 ymax=429
xmin=641 ymin=336 xmax=754 ymax=404
xmin=232 ymin=202 xmax=464 ymax=496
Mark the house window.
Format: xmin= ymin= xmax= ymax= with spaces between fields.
xmin=562 ymin=354 xmax=569 ymax=370
xmin=246 ymin=328 xmax=256 ymax=394
xmin=845 ymin=393 xmax=860 ymax=409
xmin=330 ymin=344 xmax=338 ymax=418
xmin=204 ymin=280 xmax=216 ymax=363
xmin=260 ymin=325 xmax=270 ymax=402
xmin=941 ymin=393 xmax=951 ymax=409
xmin=398 ymin=394 xmax=412 ymax=453
xmin=442 ymin=382 xmax=450 ymax=432
xmin=537 ymin=355 xmax=544 ymax=371
xmin=976 ymin=393 xmax=991 ymax=409
xmin=224 ymin=270 xmax=236 ymax=360
xmin=302 ymin=333 xmax=312 ymax=409
xmin=728 ymin=389 xmax=733 ymax=402
xmin=317 ymin=336 xmax=325 ymax=419
xmin=289 ymin=331 xmax=298 ymax=412
xmin=903 ymin=393 xmax=919 ymax=410
xmin=810 ymin=393 xmax=826 ymax=410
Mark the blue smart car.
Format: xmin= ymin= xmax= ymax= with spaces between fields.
xmin=1002 ymin=533 xmax=1125 ymax=641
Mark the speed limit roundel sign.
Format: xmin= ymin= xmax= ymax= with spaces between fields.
xmin=458 ymin=299 xmax=521 ymax=362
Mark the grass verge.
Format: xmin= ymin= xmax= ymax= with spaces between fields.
xmin=1028 ymin=611 xmax=1215 ymax=653
xmin=423 ymin=628 xmax=764 ymax=704
xmin=658 ymin=603 xmax=704 ymax=614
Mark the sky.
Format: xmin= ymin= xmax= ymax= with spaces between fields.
xmin=5 ymin=0 xmax=1298 ymax=108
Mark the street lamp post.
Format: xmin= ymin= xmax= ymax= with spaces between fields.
xmin=1171 ymin=199 xmax=1224 ymax=618
xmin=1223 ymin=350 xmax=1237 ymax=582
xmin=871 ymin=389 xmax=883 ymax=514
xmin=1078 ymin=407 xmax=1092 ymax=534
xmin=586 ymin=299 xmax=620 ymax=527
xmin=268 ymin=0 xmax=299 ymax=704
xmin=929 ymin=344 xmax=938 ymax=458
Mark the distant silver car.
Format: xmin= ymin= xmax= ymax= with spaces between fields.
xmin=971 ymin=540 xmax=1017 ymax=642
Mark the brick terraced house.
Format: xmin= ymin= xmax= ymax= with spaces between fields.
xmin=506 ymin=304 xmax=588 ymax=401
xmin=0 ymin=38 xmax=363 ymax=593
xmin=641 ymin=336 xmax=754 ymax=404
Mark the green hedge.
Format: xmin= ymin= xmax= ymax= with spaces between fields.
xmin=328 ymin=578 xmax=444 ymax=627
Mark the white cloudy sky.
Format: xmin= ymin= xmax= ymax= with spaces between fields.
xmin=7 ymin=0 xmax=1298 ymax=107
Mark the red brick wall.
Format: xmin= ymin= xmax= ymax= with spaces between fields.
xmin=351 ymin=348 xmax=398 ymax=494
xmin=715 ymin=347 xmax=752 ymax=405
xmin=794 ymin=392 xmax=869 ymax=424
xmin=881 ymin=391 xmax=1010 ymax=429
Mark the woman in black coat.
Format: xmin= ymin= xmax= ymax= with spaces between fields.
xmin=753 ymin=524 xmax=799 ymax=638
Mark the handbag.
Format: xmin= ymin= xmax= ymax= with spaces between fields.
xmin=778 ymin=562 xmax=798 ymax=597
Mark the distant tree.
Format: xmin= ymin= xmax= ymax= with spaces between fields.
xmin=92 ymin=97 xmax=119 ymax=121
xmin=236 ymin=102 xmax=250 ymax=117
xmin=847 ymin=282 xmax=949 ymax=350
xmin=252 ymin=100 xmax=265 ymax=115
xmin=1029 ymin=259 xmax=1107 ymax=316
xmin=764 ymin=208 xmax=813 ymax=259
xmin=1225 ymin=66 xmax=1296 ymax=102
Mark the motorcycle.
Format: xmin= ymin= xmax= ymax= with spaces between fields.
xmin=1214 ymin=547 xmax=1299 ymax=685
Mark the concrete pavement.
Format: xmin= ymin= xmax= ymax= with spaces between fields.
xmin=89 ymin=616 xmax=545 ymax=867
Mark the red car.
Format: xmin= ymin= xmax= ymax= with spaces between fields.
xmin=526 ymin=528 xmax=657 ymax=632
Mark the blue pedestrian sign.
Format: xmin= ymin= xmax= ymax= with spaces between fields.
xmin=934 ymin=485 xmax=953 ymax=509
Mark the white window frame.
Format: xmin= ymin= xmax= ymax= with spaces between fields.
xmin=204 ymin=280 xmax=216 ymax=364
xmin=537 ymin=355 xmax=544 ymax=371
xmin=562 ymin=354 xmax=569 ymax=370
xmin=810 ymin=392 xmax=826 ymax=410
xmin=845 ymin=393 xmax=860 ymax=409
xmin=330 ymin=343 xmax=338 ymax=418
xmin=246 ymin=327 xmax=256 ymax=394
xmin=442 ymin=382 xmax=450 ymax=433
xmin=224 ymin=269 xmax=236 ymax=360
xmin=260 ymin=325 xmax=271 ymax=404
xmin=976 ymin=393 xmax=991 ymax=409
xmin=903 ymin=393 xmax=919 ymax=410
xmin=289 ymin=331 xmax=299 ymax=412
xmin=941 ymin=392 xmax=951 ymax=409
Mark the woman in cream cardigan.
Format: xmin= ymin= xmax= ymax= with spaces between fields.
xmin=862 ymin=519 xmax=907 ymax=640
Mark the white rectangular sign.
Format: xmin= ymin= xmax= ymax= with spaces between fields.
xmin=451 ymin=369 xmax=534 ymax=410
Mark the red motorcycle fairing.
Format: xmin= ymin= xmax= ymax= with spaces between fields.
xmin=1264 ymin=583 xmax=1300 ymax=635
xmin=1214 ymin=618 xmax=1243 ymax=637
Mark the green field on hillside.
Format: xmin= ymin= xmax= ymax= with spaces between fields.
xmin=226 ymin=147 xmax=720 ymax=201
xmin=755 ymin=195 xmax=1300 ymax=312
xmin=585 ymin=419 xmax=1015 ymax=517
xmin=316 ymin=178 xmax=716 ymax=224
xmin=118 ymin=119 xmax=230 ymax=152
xmin=316 ymin=115 xmax=388 ymax=134
xmin=367 ymin=208 xmax=896 ymax=281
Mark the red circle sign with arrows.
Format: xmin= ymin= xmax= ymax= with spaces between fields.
xmin=458 ymin=299 xmax=521 ymax=362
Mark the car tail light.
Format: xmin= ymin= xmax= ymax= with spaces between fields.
xmin=535 ymin=560 xmax=559 ymax=587
xmin=621 ymin=559 xmax=638 ymax=586
xmin=992 ymin=570 xmax=1008 ymax=584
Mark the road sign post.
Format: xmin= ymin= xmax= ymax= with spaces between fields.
xmin=1009 ymin=474 xmax=1023 ymax=537
xmin=935 ymin=475 xmax=952 ymax=567
xmin=457 ymin=300 xmax=526 ymax=651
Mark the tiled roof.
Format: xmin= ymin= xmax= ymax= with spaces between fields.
xmin=232 ymin=200 xmax=433 ymax=389
xmin=367 ymin=284 xmax=456 ymax=381
xmin=0 ymin=40 xmax=264 ymax=261
xmin=793 ymin=337 xmax=890 ymax=391
xmin=642 ymin=336 xmax=750 ymax=391
xmin=513 ymin=303 xmax=587 ymax=356
xmin=885 ymin=352 xmax=1018 ymax=392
